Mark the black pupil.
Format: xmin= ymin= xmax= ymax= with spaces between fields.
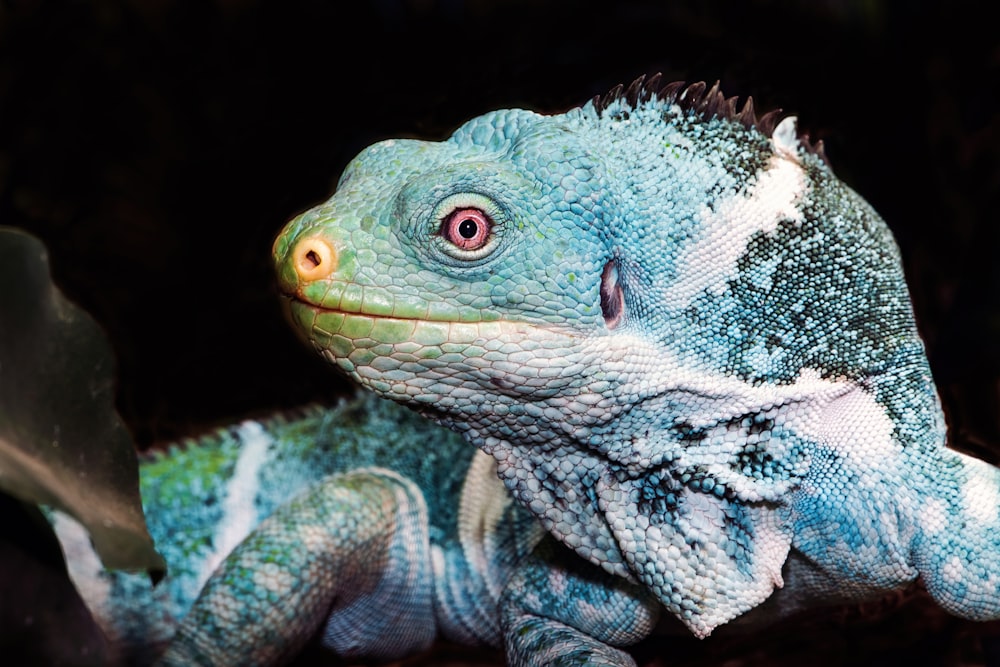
xmin=457 ymin=218 xmax=479 ymax=239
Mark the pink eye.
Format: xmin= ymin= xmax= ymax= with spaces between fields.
xmin=440 ymin=208 xmax=492 ymax=251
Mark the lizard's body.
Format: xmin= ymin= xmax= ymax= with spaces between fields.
xmin=56 ymin=393 xmax=544 ymax=665
xmin=63 ymin=78 xmax=1000 ymax=666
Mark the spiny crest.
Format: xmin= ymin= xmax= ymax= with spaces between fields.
xmin=140 ymin=403 xmax=332 ymax=462
xmin=592 ymin=74 xmax=826 ymax=160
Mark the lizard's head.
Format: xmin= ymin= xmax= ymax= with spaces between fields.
xmin=273 ymin=107 xmax=629 ymax=408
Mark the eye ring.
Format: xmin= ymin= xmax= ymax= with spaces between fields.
xmin=422 ymin=191 xmax=508 ymax=265
xmin=440 ymin=207 xmax=493 ymax=251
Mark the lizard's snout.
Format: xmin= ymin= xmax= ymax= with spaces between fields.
xmin=291 ymin=236 xmax=337 ymax=281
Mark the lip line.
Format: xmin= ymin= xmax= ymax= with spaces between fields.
xmin=285 ymin=294 xmax=473 ymax=324
xmin=284 ymin=295 xmax=573 ymax=335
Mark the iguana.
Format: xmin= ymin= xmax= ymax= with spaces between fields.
xmin=60 ymin=77 xmax=998 ymax=666
xmin=257 ymin=76 xmax=1000 ymax=662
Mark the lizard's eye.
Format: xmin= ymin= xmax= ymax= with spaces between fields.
xmin=440 ymin=208 xmax=492 ymax=251
xmin=423 ymin=191 xmax=507 ymax=265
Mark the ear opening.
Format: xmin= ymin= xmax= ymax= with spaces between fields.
xmin=600 ymin=260 xmax=624 ymax=330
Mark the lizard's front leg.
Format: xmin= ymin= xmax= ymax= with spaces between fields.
xmin=500 ymin=536 xmax=660 ymax=667
xmin=911 ymin=449 xmax=1000 ymax=620
xmin=157 ymin=468 xmax=435 ymax=667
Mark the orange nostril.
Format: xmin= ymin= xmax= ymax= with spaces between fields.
xmin=292 ymin=237 xmax=337 ymax=281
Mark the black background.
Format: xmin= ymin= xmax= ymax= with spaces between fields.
xmin=2 ymin=1 xmax=998 ymax=664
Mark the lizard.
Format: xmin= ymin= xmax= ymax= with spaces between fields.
xmin=55 ymin=76 xmax=995 ymax=667
xmin=253 ymin=74 xmax=1000 ymax=664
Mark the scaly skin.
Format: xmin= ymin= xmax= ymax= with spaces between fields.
xmin=271 ymin=77 xmax=1000 ymax=653
xmin=56 ymin=393 xmax=569 ymax=665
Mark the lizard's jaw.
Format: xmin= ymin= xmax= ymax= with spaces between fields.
xmin=284 ymin=296 xmax=585 ymax=405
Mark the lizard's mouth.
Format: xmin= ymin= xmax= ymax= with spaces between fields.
xmin=282 ymin=272 xmax=507 ymax=323
xmin=282 ymin=292 xmax=554 ymax=365
xmin=283 ymin=294 xmax=451 ymax=354
xmin=284 ymin=294 xmax=427 ymax=323
xmin=283 ymin=290 xmax=511 ymax=332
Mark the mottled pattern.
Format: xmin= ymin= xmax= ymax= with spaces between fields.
xmin=56 ymin=393 xmax=544 ymax=664
xmin=271 ymin=77 xmax=1000 ymax=656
